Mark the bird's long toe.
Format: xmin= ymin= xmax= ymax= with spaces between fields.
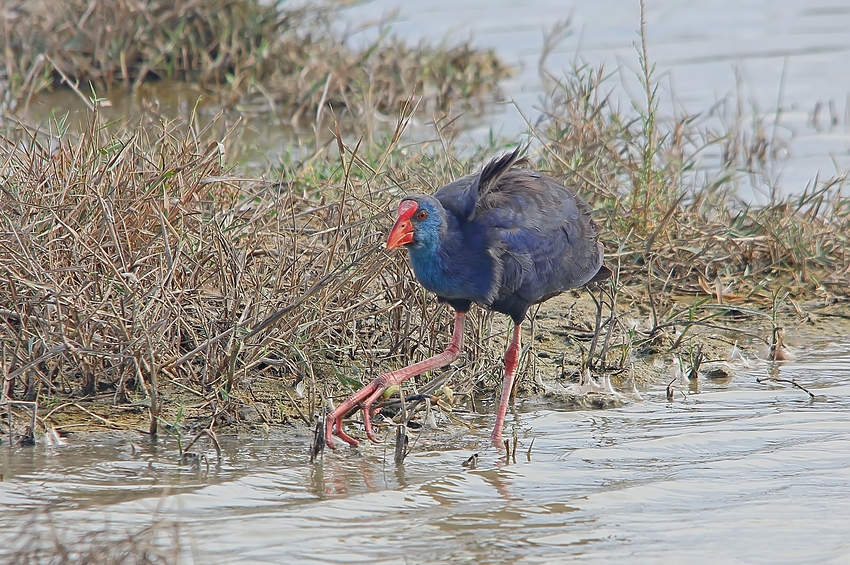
xmin=362 ymin=385 xmax=390 ymax=443
xmin=326 ymin=413 xmax=359 ymax=449
xmin=363 ymin=410 xmax=383 ymax=444
xmin=335 ymin=417 xmax=360 ymax=447
xmin=324 ymin=416 xmax=336 ymax=450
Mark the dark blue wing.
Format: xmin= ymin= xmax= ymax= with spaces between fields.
xmin=474 ymin=170 xmax=604 ymax=312
xmin=422 ymin=150 xmax=606 ymax=324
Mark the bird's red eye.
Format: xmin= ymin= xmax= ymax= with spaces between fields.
xmin=416 ymin=210 xmax=428 ymax=220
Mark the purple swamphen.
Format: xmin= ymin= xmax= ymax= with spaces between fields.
xmin=324 ymin=147 xmax=611 ymax=449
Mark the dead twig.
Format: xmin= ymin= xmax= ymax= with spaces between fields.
xmin=756 ymin=376 xmax=826 ymax=401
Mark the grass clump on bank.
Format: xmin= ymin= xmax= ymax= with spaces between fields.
xmin=535 ymin=64 xmax=850 ymax=302
xmin=1 ymin=0 xmax=509 ymax=120
xmin=2 ymin=88 xmax=848 ymax=441
xmin=0 ymin=106 xmax=492 ymax=438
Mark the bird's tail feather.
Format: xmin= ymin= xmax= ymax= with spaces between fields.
xmin=588 ymin=264 xmax=613 ymax=283
xmin=461 ymin=145 xmax=527 ymax=221
xmin=476 ymin=146 xmax=525 ymax=194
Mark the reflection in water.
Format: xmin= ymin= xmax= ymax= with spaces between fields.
xmin=2 ymin=337 xmax=849 ymax=563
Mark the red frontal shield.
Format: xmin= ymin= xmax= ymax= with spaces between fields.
xmin=386 ymin=200 xmax=418 ymax=249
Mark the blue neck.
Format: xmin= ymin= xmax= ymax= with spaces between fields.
xmin=408 ymin=237 xmax=452 ymax=296
xmin=406 ymin=221 xmax=494 ymax=303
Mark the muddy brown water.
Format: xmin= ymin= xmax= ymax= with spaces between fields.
xmin=2 ymin=336 xmax=850 ymax=563
xmin=5 ymin=1 xmax=850 ymax=563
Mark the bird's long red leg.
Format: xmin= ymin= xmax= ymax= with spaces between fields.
xmin=325 ymin=311 xmax=466 ymax=449
xmin=491 ymin=323 xmax=522 ymax=446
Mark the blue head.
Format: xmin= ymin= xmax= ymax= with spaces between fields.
xmin=385 ymin=196 xmax=446 ymax=255
xmin=386 ymin=194 xmax=495 ymax=302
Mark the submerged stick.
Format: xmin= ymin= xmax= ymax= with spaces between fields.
xmin=393 ymin=424 xmax=409 ymax=466
xmin=756 ymin=376 xmax=826 ymax=401
xmin=310 ymin=414 xmax=325 ymax=463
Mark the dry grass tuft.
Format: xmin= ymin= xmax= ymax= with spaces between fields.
xmin=0 ymin=107 xmax=503 ymax=434
xmin=534 ymin=63 xmax=850 ymax=303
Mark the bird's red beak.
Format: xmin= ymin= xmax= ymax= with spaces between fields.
xmin=386 ymin=200 xmax=418 ymax=250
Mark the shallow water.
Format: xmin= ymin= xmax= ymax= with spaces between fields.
xmin=2 ymin=337 xmax=850 ymax=564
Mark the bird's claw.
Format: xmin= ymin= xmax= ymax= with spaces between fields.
xmin=323 ymin=380 xmax=387 ymax=450
xmin=317 ymin=322 xmax=464 ymax=454
xmin=325 ymin=414 xmax=359 ymax=450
